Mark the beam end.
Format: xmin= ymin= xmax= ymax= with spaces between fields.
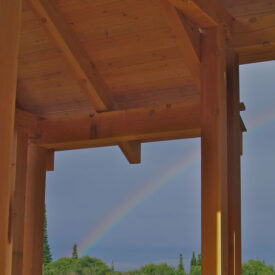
xmin=119 ymin=141 xmax=141 ymax=164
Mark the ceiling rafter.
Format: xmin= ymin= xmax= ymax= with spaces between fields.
xmin=27 ymin=0 xmax=141 ymax=164
xmin=158 ymin=0 xmax=201 ymax=90
xmin=168 ymin=0 xmax=233 ymax=29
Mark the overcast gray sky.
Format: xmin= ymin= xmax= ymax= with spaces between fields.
xmin=45 ymin=61 xmax=275 ymax=271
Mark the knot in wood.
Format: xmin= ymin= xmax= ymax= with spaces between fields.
xmin=41 ymin=17 xmax=47 ymax=24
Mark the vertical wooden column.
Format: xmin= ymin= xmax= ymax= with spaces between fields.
xmin=23 ymin=145 xmax=48 ymax=275
xmin=227 ymin=50 xmax=242 ymax=275
xmin=0 ymin=0 xmax=22 ymax=274
xmin=11 ymin=131 xmax=29 ymax=275
xmin=201 ymin=27 xmax=229 ymax=275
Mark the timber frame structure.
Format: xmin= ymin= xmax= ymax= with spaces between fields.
xmin=0 ymin=0 xmax=274 ymax=274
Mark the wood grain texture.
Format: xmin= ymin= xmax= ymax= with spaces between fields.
xmin=119 ymin=141 xmax=141 ymax=164
xmin=27 ymin=0 xmax=116 ymax=111
xmin=35 ymin=102 xmax=201 ymax=150
xmin=169 ymin=0 xmax=233 ymax=28
xmin=22 ymin=146 xmax=47 ymax=275
xmin=11 ymin=131 xmax=29 ymax=275
xmin=201 ymin=27 xmax=229 ymax=275
xmin=158 ymin=0 xmax=201 ymax=89
xmin=227 ymin=50 xmax=242 ymax=275
xmin=0 ymin=1 xmax=22 ymax=274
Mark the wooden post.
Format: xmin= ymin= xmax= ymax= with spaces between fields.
xmin=0 ymin=0 xmax=22 ymax=274
xmin=11 ymin=131 xmax=29 ymax=275
xmin=201 ymin=27 xmax=229 ymax=275
xmin=227 ymin=50 xmax=242 ymax=275
xmin=23 ymin=146 xmax=48 ymax=275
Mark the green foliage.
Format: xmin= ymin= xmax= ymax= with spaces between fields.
xmin=189 ymin=265 xmax=201 ymax=275
xmin=72 ymin=244 xmax=78 ymax=259
xmin=242 ymin=260 xmax=275 ymax=275
xmin=140 ymin=263 xmax=175 ymax=275
xmin=196 ymin=254 xmax=201 ymax=267
xmin=44 ymin=256 xmax=110 ymax=275
xmin=190 ymin=252 xmax=196 ymax=269
xmin=176 ymin=253 xmax=186 ymax=275
xmin=42 ymin=250 xmax=275 ymax=275
xmin=43 ymin=208 xmax=52 ymax=265
xmin=178 ymin=253 xmax=184 ymax=271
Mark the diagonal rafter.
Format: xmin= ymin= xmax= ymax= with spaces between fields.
xmin=168 ymin=0 xmax=233 ymax=29
xmin=158 ymin=0 xmax=201 ymax=90
xmin=27 ymin=0 xmax=141 ymax=163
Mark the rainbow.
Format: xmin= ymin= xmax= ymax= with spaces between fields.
xmin=77 ymin=105 xmax=275 ymax=256
xmin=78 ymin=147 xmax=201 ymax=256
xmin=246 ymin=106 xmax=275 ymax=133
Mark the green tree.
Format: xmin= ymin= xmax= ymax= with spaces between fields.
xmin=43 ymin=208 xmax=52 ymax=265
xmin=190 ymin=265 xmax=201 ymax=275
xmin=140 ymin=263 xmax=175 ymax=275
xmin=197 ymin=254 xmax=201 ymax=266
xmin=190 ymin=251 xmax=197 ymax=268
xmin=176 ymin=253 xmax=186 ymax=275
xmin=72 ymin=243 xmax=78 ymax=259
xmin=242 ymin=259 xmax=275 ymax=275
xmin=178 ymin=253 xmax=184 ymax=270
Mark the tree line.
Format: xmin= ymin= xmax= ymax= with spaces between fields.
xmin=43 ymin=211 xmax=275 ymax=275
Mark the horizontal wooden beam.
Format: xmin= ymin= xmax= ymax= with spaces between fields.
xmin=168 ymin=0 xmax=233 ymax=29
xmin=15 ymin=109 xmax=40 ymax=136
xmin=33 ymin=102 xmax=201 ymax=151
xmin=159 ymin=0 xmax=201 ymax=90
xmin=231 ymin=14 xmax=275 ymax=64
xmin=45 ymin=150 xmax=55 ymax=171
xmin=119 ymin=141 xmax=141 ymax=164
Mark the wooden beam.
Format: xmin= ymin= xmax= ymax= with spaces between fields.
xmin=119 ymin=141 xmax=141 ymax=164
xmin=33 ymin=102 xmax=201 ymax=151
xmin=23 ymin=146 xmax=48 ymax=275
xmin=27 ymin=0 xmax=115 ymax=111
xmin=15 ymin=109 xmax=41 ymax=137
xmin=231 ymin=14 xmax=275 ymax=64
xmin=0 ymin=0 xmax=22 ymax=274
xmin=11 ymin=131 xmax=29 ymax=275
xmin=27 ymin=0 xmax=142 ymax=163
xmin=201 ymin=27 xmax=229 ymax=275
xmin=159 ymin=0 xmax=201 ymax=90
xmin=227 ymin=49 xmax=242 ymax=275
xmin=46 ymin=150 xmax=55 ymax=171
xmin=168 ymin=0 xmax=233 ymax=29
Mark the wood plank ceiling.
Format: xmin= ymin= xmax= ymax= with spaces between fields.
xmin=17 ymin=0 xmax=275 ymax=121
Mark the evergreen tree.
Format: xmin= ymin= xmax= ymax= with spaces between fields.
xmin=72 ymin=244 xmax=78 ymax=259
xmin=178 ymin=253 xmax=184 ymax=270
xmin=112 ymin=260 xmax=114 ymax=272
xmin=190 ymin=251 xmax=197 ymax=267
xmin=197 ymin=254 xmax=201 ymax=266
xmin=43 ymin=208 xmax=52 ymax=265
xmin=177 ymin=253 xmax=186 ymax=274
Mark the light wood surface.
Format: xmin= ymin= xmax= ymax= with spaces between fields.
xmin=201 ymin=27 xmax=229 ymax=275
xmin=11 ymin=131 xmax=29 ymax=275
xmin=35 ymin=102 xmax=201 ymax=150
xmin=0 ymin=1 xmax=22 ymax=274
xmin=22 ymin=146 xmax=47 ymax=275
